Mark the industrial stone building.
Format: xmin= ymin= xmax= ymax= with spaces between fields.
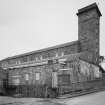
xmin=0 ymin=67 xmax=7 ymax=95
xmin=0 ymin=3 xmax=103 ymax=97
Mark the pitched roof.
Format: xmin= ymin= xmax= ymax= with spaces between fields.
xmin=1 ymin=40 xmax=79 ymax=61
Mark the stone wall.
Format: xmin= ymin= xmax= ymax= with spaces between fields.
xmin=1 ymin=41 xmax=79 ymax=69
xmin=8 ymin=65 xmax=53 ymax=87
xmin=77 ymin=4 xmax=101 ymax=65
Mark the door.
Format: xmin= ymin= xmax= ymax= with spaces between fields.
xmin=52 ymin=72 xmax=58 ymax=88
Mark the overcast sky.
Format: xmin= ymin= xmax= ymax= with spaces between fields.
xmin=0 ymin=0 xmax=105 ymax=60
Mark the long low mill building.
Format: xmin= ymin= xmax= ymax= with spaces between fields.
xmin=0 ymin=3 xmax=103 ymax=97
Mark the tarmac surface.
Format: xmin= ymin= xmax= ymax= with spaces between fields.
xmin=0 ymin=90 xmax=105 ymax=105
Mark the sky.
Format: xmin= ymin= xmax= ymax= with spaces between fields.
xmin=0 ymin=0 xmax=105 ymax=60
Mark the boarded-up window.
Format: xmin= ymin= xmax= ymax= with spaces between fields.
xmin=58 ymin=74 xmax=70 ymax=85
xmin=48 ymin=60 xmax=53 ymax=65
xmin=35 ymin=73 xmax=40 ymax=80
xmin=12 ymin=79 xmax=20 ymax=85
xmin=8 ymin=59 xmax=17 ymax=65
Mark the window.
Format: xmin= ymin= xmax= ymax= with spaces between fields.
xmin=94 ymin=67 xmax=100 ymax=78
xmin=2 ymin=61 xmax=8 ymax=67
xmin=35 ymin=56 xmax=41 ymax=61
xmin=55 ymin=53 xmax=58 ymax=57
xmin=35 ymin=73 xmax=40 ymax=80
xmin=29 ymin=55 xmax=36 ymax=61
xmin=25 ymin=74 xmax=29 ymax=80
xmin=58 ymin=52 xmax=64 ymax=57
xmin=61 ymin=52 xmax=64 ymax=56
xmin=21 ymin=56 xmax=28 ymax=63
xmin=64 ymin=49 xmax=71 ymax=55
xmin=42 ymin=53 xmax=48 ymax=59
xmin=48 ymin=51 xmax=55 ymax=58
xmin=40 ymin=55 xmax=43 ymax=60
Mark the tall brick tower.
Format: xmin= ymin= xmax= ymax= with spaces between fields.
xmin=77 ymin=3 xmax=102 ymax=65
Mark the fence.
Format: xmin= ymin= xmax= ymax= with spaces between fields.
xmin=6 ymin=85 xmax=47 ymax=98
xmin=5 ymin=73 xmax=105 ymax=98
xmin=57 ymin=78 xmax=105 ymax=95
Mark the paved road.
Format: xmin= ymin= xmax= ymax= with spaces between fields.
xmin=0 ymin=91 xmax=105 ymax=105
xmin=57 ymin=91 xmax=105 ymax=105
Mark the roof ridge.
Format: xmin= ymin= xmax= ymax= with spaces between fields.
xmin=1 ymin=40 xmax=79 ymax=61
